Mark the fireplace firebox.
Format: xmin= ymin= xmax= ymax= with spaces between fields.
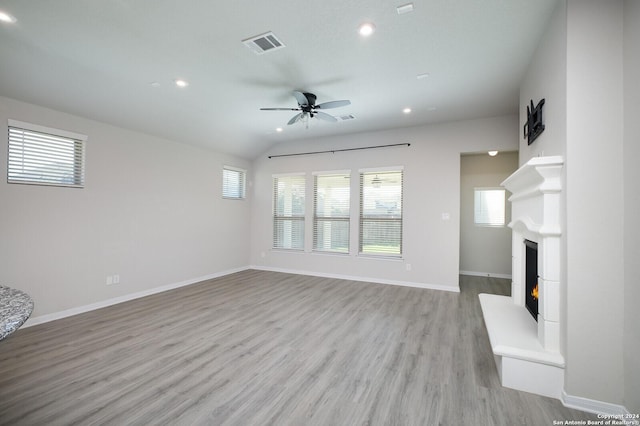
xmin=524 ymin=239 xmax=539 ymax=321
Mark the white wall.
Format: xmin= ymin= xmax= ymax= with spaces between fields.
xmin=519 ymin=0 xmax=567 ymax=166
xmin=0 ymin=96 xmax=252 ymax=319
xmin=519 ymin=0 xmax=632 ymax=409
xmin=565 ymin=0 xmax=625 ymax=406
xmin=250 ymin=115 xmax=518 ymax=291
xmin=460 ymin=152 xmax=518 ymax=278
xmin=623 ymin=0 xmax=640 ymax=414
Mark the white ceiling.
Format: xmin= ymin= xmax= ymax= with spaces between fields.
xmin=0 ymin=0 xmax=558 ymax=159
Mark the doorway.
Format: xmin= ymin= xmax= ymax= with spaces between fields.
xmin=459 ymin=152 xmax=518 ymax=279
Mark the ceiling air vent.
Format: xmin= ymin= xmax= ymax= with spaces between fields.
xmin=242 ymin=31 xmax=285 ymax=54
xmin=337 ymin=114 xmax=356 ymax=121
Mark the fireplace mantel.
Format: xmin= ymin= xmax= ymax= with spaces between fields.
xmin=502 ymin=155 xmax=563 ymax=201
xmin=480 ymin=155 xmax=564 ymax=399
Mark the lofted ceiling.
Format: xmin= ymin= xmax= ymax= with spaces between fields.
xmin=0 ymin=0 xmax=558 ymax=159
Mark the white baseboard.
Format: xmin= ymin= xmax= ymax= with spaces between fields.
xmin=251 ymin=265 xmax=460 ymax=293
xmin=24 ymin=266 xmax=251 ymax=327
xmin=561 ymin=390 xmax=630 ymax=416
xmin=23 ymin=265 xmax=457 ymax=327
xmin=460 ymin=270 xmax=512 ymax=280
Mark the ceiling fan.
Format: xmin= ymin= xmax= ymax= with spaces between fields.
xmin=260 ymin=91 xmax=351 ymax=126
xmin=370 ymin=173 xmax=400 ymax=188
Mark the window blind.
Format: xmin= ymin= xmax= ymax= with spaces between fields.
xmin=222 ymin=166 xmax=246 ymax=199
xmin=313 ymin=173 xmax=350 ymax=253
xmin=359 ymin=170 xmax=403 ymax=256
xmin=273 ymin=174 xmax=306 ymax=250
xmin=8 ymin=121 xmax=86 ymax=188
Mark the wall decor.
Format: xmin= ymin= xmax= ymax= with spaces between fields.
xmin=523 ymin=98 xmax=545 ymax=145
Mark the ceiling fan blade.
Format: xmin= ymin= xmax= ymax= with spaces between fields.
xmin=287 ymin=113 xmax=304 ymax=125
xmin=314 ymin=111 xmax=338 ymax=122
xmin=293 ymin=91 xmax=309 ymax=107
xmin=315 ymin=100 xmax=351 ymax=109
xmin=260 ymin=107 xmax=301 ymax=111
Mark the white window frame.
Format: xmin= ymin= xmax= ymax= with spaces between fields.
xmin=273 ymin=173 xmax=306 ymax=250
xmin=312 ymin=170 xmax=351 ymax=254
xmin=222 ymin=165 xmax=246 ymax=199
xmin=474 ymin=187 xmax=506 ymax=227
xmin=7 ymin=119 xmax=87 ymax=188
xmin=359 ymin=167 xmax=404 ymax=257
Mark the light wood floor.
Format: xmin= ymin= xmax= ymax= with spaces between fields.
xmin=0 ymin=271 xmax=594 ymax=425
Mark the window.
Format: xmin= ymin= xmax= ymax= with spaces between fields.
xmin=273 ymin=174 xmax=306 ymax=250
xmin=222 ymin=166 xmax=246 ymax=199
xmin=7 ymin=119 xmax=86 ymax=188
xmin=313 ymin=172 xmax=350 ymax=253
xmin=359 ymin=169 xmax=403 ymax=256
xmin=474 ymin=188 xmax=506 ymax=226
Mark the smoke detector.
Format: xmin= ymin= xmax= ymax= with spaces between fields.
xmin=242 ymin=31 xmax=285 ymax=54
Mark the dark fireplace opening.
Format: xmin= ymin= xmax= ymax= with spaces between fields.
xmin=524 ymin=239 xmax=539 ymax=321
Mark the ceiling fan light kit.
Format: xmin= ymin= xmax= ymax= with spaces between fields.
xmin=261 ymin=91 xmax=351 ymax=128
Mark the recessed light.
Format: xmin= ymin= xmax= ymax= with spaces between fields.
xmin=175 ymin=79 xmax=189 ymax=88
xmin=416 ymin=73 xmax=430 ymax=80
xmin=0 ymin=10 xmax=16 ymax=23
xmin=403 ymin=107 xmax=412 ymax=114
xmin=150 ymin=81 xmax=160 ymax=87
xmin=276 ymin=127 xmax=283 ymax=133
xmin=488 ymin=151 xmax=499 ymax=157
xmin=428 ymin=106 xmax=437 ymax=111
xmin=358 ymin=22 xmax=375 ymax=37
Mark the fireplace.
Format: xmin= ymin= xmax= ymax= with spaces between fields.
xmin=524 ymin=240 xmax=538 ymax=321
xmin=479 ymin=156 xmax=565 ymax=399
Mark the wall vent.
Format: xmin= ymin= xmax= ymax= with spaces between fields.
xmin=242 ymin=31 xmax=285 ymax=54
xmin=397 ymin=3 xmax=414 ymax=15
xmin=337 ymin=114 xmax=356 ymax=121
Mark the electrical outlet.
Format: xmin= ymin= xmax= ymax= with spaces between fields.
xmin=405 ymin=263 xmax=412 ymax=271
